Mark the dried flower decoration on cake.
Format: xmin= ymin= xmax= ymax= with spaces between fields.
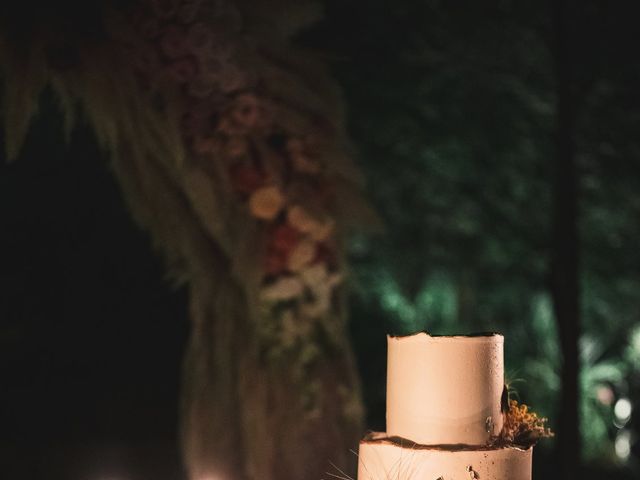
xmin=497 ymin=400 xmax=554 ymax=448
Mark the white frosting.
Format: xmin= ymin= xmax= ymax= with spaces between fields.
xmin=386 ymin=333 xmax=504 ymax=445
xmin=358 ymin=435 xmax=532 ymax=480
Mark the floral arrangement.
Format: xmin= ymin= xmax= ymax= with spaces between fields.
xmin=498 ymin=399 xmax=554 ymax=448
xmin=0 ymin=1 xmax=370 ymax=477
xmin=109 ymin=0 xmax=368 ymax=355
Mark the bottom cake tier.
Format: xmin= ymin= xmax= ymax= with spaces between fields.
xmin=358 ymin=433 xmax=532 ymax=480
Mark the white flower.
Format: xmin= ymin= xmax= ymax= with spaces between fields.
xmin=260 ymin=276 xmax=304 ymax=301
xmin=299 ymin=266 xmax=342 ymax=318
xmin=249 ymin=185 xmax=285 ymax=220
xmin=300 ymin=263 xmax=328 ymax=287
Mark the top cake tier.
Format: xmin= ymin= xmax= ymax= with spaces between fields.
xmin=386 ymin=332 xmax=504 ymax=445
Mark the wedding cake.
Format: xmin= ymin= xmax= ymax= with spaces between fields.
xmin=357 ymin=333 xmax=537 ymax=480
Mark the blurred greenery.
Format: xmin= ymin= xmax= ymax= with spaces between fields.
xmin=303 ymin=0 xmax=640 ymax=474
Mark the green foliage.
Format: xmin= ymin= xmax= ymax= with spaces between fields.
xmin=303 ymin=0 xmax=640 ymax=467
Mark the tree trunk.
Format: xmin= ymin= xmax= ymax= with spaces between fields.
xmin=181 ymin=269 xmax=364 ymax=480
xmin=111 ymin=147 xmax=364 ymax=480
xmin=0 ymin=2 xmax=368 ymax=478
xmin=551 ymin=0 xmax=581 ymax=476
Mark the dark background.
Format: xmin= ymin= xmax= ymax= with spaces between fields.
xmin=2 ymin=0 xmax=640 ymax=479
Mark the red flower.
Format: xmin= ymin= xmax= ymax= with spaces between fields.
xmin=229 ymin=164 xmax=265 ymax=195
xmin=271 ymin=224 xmax=299 ymax=253
xmin=314 ymin=242 xmax=337 ymax=267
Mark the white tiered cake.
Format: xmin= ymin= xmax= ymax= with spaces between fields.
xmin=357 ymin=333 xmax=533 ymax=480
